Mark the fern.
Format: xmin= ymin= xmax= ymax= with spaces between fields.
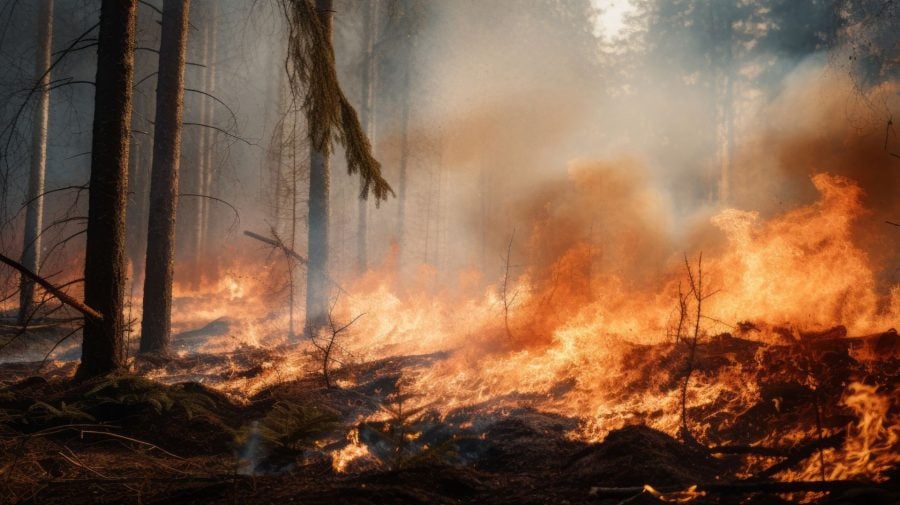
xmin=249 ymin=401 xmax=340 ymax=452
xmin=27 ymin=400 xmax=95 ymax=423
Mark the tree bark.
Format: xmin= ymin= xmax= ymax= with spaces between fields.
xmin=18 ymin=0 xmax=54 ymax=325
xmin=139 ymin=0 xmax=191 ymax=356
xmin=76 ymin=0 xmax=137 ymax=379
xmin=357 ymin=0 xmax=378 ymax=275
xmin=305 ymin=0 xmax=333 ymax=336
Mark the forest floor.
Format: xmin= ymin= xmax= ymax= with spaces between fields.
xmin=0 ymin=322 xmax=898 ymax=504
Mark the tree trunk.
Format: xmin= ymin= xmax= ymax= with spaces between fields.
xmin=305 ymin=0 xmax=333 ymax=336
xmin=396 ymin=40 xmax=411 ymax=261
xmin=126 ymin=88 xmax=153 ymax=286
xmin=199 ymin=0 xmax=218 ymax=281
xmin=76 ymin=0 xmax=137 ymax=379
xmin=18 ymin=0 xmax=53 ymax=326
xmin=357 ymin=0 xmax=378 ymax=275
xmin=139 ymin=0 xmax=191 ymax=356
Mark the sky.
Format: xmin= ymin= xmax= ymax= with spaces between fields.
xmin=592 ymin=0 xmax=636 ymax=40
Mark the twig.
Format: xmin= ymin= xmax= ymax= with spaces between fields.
xmin=589 ymin=479 xmax=870 ymax=499
xmin=79 ymin=430 xmax=184 ymax=460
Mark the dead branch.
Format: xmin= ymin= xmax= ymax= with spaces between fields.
xmin=674 ymin=282 xmax=688 ymax=344
xmin=589 ymin=479 xmax=871 ymax=499
xmin=0 ymin=252 xmax=102 ymax=320
xmin=680 ymin=252 xmax=711 ymax=443
xmin=500 ymin=229 xmax=518 ymax=340
xmin=756 ymin=430 xmax=847 ymax=479
xmin=243 ymin=229 xmax=348 ymax=295
xmin=312 ymin=294 xmax=365 ymax=387
xmin=79 ymin=430 xmax=184 ymax=460
xmin=244 ymin=230 xmax=307 ymax=265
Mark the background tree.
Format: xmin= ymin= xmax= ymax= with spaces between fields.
xmin=139 ymin=0 xmax=191 ymax=356
xmin=76 ymin=0 xmax=138 ymax=379
xmin=281 ymin=0 xmax=393 ymax=335
xmin=18 ymin=0 xmax=54 ymax=325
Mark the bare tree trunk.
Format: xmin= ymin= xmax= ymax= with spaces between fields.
xmin=396 ymin=44 xmax=411 ymax=261
xmin=139 ymin=0 xmax=191 ymax=356
xmin=76 ymin=0 xmax=137 ymax=379
xmin=200 ymin=0 xmax=218 ymax=281
xmin=126 ymin=89 xmax=153 ymax=286
xmin=18 ymin=0 xmax=54 ymax=326
xmin=357 ymin=0 xmax=378 ymax=275
xmin=181 ymin=4 xmax=210 ymax=289
xmin=305 ymin=0 xmax=333 ymax=336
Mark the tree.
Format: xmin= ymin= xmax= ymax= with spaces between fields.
xmin=306 ymin=0 xmax=334 ymax=336
xmin=357 ymin=0 xmax=379 ymax=274
xmin=76 ymin=0 xmax=138 ymax=379
xmin=281 ymin=0 xmax=393 ymax=335
xmin=139 ymin=0 xmax=191 ymax=356
xmin=18 ymin=0 xmax=54 ymax=325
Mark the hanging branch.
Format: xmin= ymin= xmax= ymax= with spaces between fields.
xmin=280 ymin=0 xmax=393 ymax=202
xmin=0 ymin=252 xmax=102 ymax=321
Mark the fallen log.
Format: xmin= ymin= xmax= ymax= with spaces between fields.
xmin=0 ymin=252 xmax=102 ymax=321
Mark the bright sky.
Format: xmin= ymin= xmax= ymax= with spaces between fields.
xmin=591 ymin=0 xmax=636 ymax=40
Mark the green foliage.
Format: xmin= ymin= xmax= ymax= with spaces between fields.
xmin=83 ymin=376 xmax=217 ymax=420
xmin=280 ymin=0 xmax=393 ymax=202
xmin=366 ymin=384 xmax=458 ymax=469
xmin=0 ymin=386 xmax=16 ymax=403
xmin=247 ymin=401 xmax=341 ymax=452
xmin=27 ymin=400 xmax=95 ymax=423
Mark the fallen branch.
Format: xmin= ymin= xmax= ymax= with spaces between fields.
xmin=590 ymin=479 xmax=871 ymax=499
xmin=79 ymin=430 xmax=184 ymax=460
xmin=757 ymin=430 xmax=846 ymax=479
xmin=0 ymin=252 xmax=102 ymax=321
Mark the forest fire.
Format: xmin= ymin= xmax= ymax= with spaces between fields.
xmin=1 ymin=0 xmax=898 ymax=503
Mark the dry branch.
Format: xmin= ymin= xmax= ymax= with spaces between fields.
xmin=0 ymin=252 xmax=102 ymax=320
xmin=589 ymin=479 xmax=872 ymax=499
xmin=243 ymin=229 xmax=347 ymax=295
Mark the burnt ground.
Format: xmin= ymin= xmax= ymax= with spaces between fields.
xmin=0 ymin=327 xmax=898 ymax=504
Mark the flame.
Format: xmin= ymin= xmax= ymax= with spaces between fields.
xmin=158 ymin=169 xmax=897 ymax=482
xmin=643 ymin=484 xmax=706 ymax=503
xmin=790 ymin=383 xmax=900 ymax=482
xmin=331 ymin=426 xmax=375 ymax=473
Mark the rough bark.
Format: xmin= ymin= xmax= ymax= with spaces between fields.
xmin=18 ymin=0 xmax=54 ymax=325
xmin=139 ymin=0 xmax=191 ymax=355
xmin=305 ymin=0 xmax=333 ymax=336
xmin=76 ymin=0 xmax=137 ymax=379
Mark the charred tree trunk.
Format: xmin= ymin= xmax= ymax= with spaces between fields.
xmin=76 ymin=0 xmax=137 ymax=379
xmin=357 ymin=0 xmax=378 ymax=274
xmin=18 ymin=0 xmax=53 ymax=325
xmin=139 ymin=0 xmax=191 ymax=356
xmin=305 ymin=0 xmax=333 ymax=336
